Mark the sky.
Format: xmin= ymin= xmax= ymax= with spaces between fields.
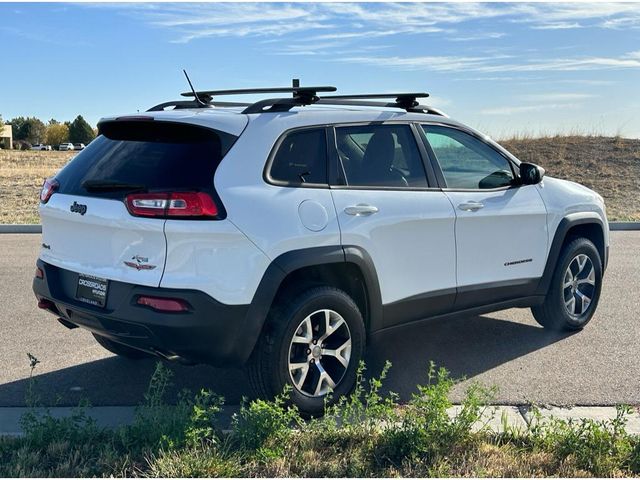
xmin=1 ymin=2 xmax=640 ymax=139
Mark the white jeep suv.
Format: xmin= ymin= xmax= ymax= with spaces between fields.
xmin=33 ymin=83 xmax=608 ymax=414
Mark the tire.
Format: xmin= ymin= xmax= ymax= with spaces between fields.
xmin=92 ymin=333 xmax=151 ymax=359
xmin=247 ymin=286 xmax=366 ymax=416
xmin=532 ymin=237 xmax=602 ymax=331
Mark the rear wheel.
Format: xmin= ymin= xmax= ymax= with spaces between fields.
xmin=532 ymin=237 xmax=602 ymax=331
xmin=92 ymin=333 xmax=151 ymax=359
xmin=247 ymin=286 xmax=365 ymax=415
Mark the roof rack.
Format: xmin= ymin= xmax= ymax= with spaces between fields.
xmin=147 ymin=78 xmax=446 ymax=116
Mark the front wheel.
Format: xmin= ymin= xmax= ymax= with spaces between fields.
xmin=532 ymin=237 xmax=602 ymax=331
xmin=247 ymin=286 xmax=365 ymax=415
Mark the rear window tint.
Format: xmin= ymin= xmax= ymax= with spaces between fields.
xmin=335 ymin=124 xmax=428 ymax=188
xmin=55 ymin=121 xmax=237 ymax=198
xmin=268 ymin=128 xmax=327 ymax=185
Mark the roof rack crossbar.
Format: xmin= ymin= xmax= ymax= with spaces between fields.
xmin=181 ymin=78 xmax=336 ymax=105
xmin=315 ymin=98 xmax=445 ymax=116
xmin=322 ymin=92 xmax=429 ymax=109
xmin=180 ymin=86 xmax=337 ymax=98
xmin=241 ymin=97 xmax=446 ymax=116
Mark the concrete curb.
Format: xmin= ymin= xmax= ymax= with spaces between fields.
xmin=0 ymin=223 xmax=639 ymax=234
xmin=2 ymin=405 xmax=640 ymax=437
xmin=0 ymin=224 xmax=42 ymax=233
xmin=0 ymin=406 xmax=136 ymax=437
xmin=0 ymin=405 xmax=240 ymax=437
xmin=610 ymin=222 xmax=640 ymax=231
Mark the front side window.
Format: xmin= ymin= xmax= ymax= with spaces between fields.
xmin=269 ymin=128 xmax=327 ymax=185
xmin=335 ymin=124 xmax=428 ymax=188
xmin=422 ymin=125 xmax=514 ymax=190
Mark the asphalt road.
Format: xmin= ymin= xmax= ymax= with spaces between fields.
xmin=1 ymin=232 xmax=638 ymax=407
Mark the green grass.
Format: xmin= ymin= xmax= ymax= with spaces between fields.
xmin=2 ymin=358 xmax=640 ymax=477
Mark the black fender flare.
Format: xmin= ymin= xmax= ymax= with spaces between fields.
xmin=239 ymin=245 xmax=383 ymax=363
xmin=535 ymin=212 xmax=607 ymax=296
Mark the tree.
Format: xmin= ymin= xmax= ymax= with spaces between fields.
xmin=10 ymin=116 xmax=47 ymax=144
xmin=9 ymin=117 xmax=27 ymax=139
xmin=68 ymin=115 xmax=95 ymax=144
xmin=0 ymin=115 xmax=4 ymax=138
xmin=46 ymin=122 xmax=69 ymax=146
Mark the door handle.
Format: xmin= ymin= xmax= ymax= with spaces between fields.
xmin=458 ymin=201 xmax=484 ymax=212
xmin=344 ymin=204 xmax=379 ymax=216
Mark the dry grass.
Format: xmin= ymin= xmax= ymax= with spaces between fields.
xmin=0 ymin=150 xmax=72 ymax=224
xmin=1 ymin=135 xmax=638 ymax=223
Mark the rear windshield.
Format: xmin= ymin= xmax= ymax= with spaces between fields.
xmin=55 ymin=120 xmax=237 ymax=198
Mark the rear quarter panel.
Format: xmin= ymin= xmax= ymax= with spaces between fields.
xmin=213 ymin=115 xmax=342 ymax=262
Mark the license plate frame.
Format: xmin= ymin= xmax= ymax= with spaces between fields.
xmin=76 ymin=274 xmax=109 ymax=308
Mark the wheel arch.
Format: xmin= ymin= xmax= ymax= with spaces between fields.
xmin=241 ymin=245 xmax=383 ymax=364
xmin=536 ymin=212 xmax=607 ymax=296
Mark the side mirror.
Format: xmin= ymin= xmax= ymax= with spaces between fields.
xmin=519 ymin=162 xmax=545 ymax=185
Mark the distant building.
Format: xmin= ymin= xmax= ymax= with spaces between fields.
xmin=1 ymin=124 xmax=12 ymax=149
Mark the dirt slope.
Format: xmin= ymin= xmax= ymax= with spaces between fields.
xmin=501 ymin=136 xmax=640 ymax=221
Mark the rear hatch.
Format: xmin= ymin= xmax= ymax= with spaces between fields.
xmin=39 ymin=117 xmax=240 ymax=287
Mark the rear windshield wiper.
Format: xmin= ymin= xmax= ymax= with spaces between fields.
xmin=82 ymin=180 xmax=147 ymax=192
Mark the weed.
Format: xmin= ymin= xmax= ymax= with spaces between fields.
xmin=231 ymin=386 xmax=302 ymax=460
xmin=374 ymin=362 xmax=494 ymax=467
xmin=5 ymin=356 xmax=640 ymax=477
xmin=24 ymin=352 xmax=40 ymax=408
xmin=526 ymin=404 xmax=636 ymax=476
xmin=184 ymin=389 xmax=224 ymax=448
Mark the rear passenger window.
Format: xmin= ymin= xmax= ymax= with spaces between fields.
xmin=335 ymin=125 xmax=428 ymax=188
xmin=269 ymin=129 xmax=327 ymax=185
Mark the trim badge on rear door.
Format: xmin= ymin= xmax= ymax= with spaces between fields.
xmin=124 ymin=255 xmax=157 ymax=271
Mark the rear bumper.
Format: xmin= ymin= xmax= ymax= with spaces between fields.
xmin=32 ymin=259 xmax=256 ymax=366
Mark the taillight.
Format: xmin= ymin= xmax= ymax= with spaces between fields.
xmin=125 ymin=192 xmax=219 ymax=219
xmin=137 ymin=295 xmax=191 ymax=312
xmin=40 ymin=177 xmax=59 ymax=204
xmin=35 ymin=267 xmax=44 ymax=279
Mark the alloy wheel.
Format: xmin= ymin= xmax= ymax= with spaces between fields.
xmin=288 ymin=309 xmax=352 ymax=397
xmin=563 ymin=253 xmax=596 ymax=318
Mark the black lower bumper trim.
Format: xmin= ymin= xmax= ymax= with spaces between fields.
xmin=33 ymin=260 xmax=254 ymax=366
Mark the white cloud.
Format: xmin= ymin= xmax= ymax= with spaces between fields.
xmin=448 ymin=32 xmax=506 ymax=41
xmin=107 ymin=2 xmax=640 ymax=46
xmin=521 ymin=93 xmax=596 ymax=102
xmin=531 ymin=22 xmax=583 ymax=30
xmin=151 ymin=4 xmax=314 ymax=28
xmin=341 ymin=51 xmax=640 ymax=73
xmin=480 ymin=103 xmax=580 ymax=116
xmin=171 ymin=21 xmax=332 ymax=44
xmin=341 ymin=54 xmax=507 ymax=72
